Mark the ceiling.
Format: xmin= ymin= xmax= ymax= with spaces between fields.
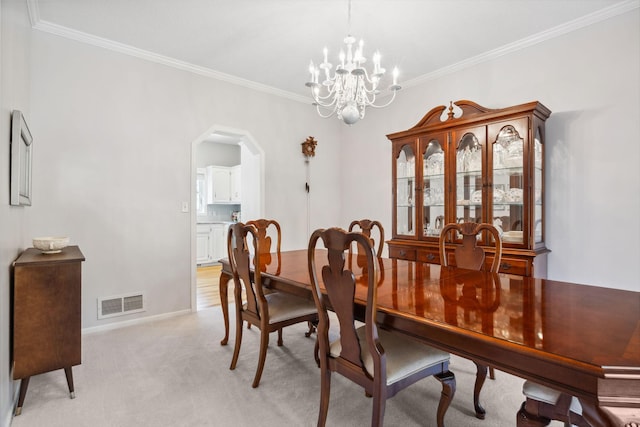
xmin=31 ymin=0 xmax=633 ymax=101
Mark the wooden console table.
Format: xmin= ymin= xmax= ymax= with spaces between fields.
xmin=12 ymin=245 xmax=85 ymax=415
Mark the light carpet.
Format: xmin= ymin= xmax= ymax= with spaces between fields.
xmin=9 ymin=306 xmax=564 ymax=427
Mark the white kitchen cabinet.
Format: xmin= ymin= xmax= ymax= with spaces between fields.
xmin=197 ymin=223 xmax=230 ymax=264
xmin=211 ymin=223 xmax=227 ymax=261
xmin=206 ymin=165 xmax=241 ymax=204
xmin=207 ymin=166 xmax=231 ymax=203
xmin=230 ymin=165 xmax=241 ymax=203
xmin=196 ymin=224 xmax=213 ymax=264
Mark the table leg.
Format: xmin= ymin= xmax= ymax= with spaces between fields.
xmin=14 ymin=377 xmax=30 ymax=416
xmin=219 ymin=272 xmax=231 ymax=345
xmin=64 ymin=367 xmax=76 ymax=399
xmin=473 ymin=361 xmax=487 ymax=419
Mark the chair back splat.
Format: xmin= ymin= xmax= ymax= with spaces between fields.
xmin=309 ymin=227 xmax=455 ymax=427
xmin=245 ymin=218 xmax=281 ymax=273
xmin=348 ymin=219 xmax=385 ymax=257
xmin=439 ymin=222 xmax=502 ymax=273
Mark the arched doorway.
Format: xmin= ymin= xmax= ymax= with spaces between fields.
xmin=190 ymin=125 xmax=264 ymax=311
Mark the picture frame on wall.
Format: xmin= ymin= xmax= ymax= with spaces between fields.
xmin=10 ymin=110 xmax=33 ymax=206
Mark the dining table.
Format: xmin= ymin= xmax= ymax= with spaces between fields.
xmin=217 ymin=249 xmax=640 ymax=426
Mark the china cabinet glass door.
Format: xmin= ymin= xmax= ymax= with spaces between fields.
xmin=491 ymin=120 xmax=527 ymax=245
xmin=395 ymin=144 xmax=416 ymax=237
xmin=454 ymin=127 xmax=485 ymax=227
xmin=421 ymin=135 xmax=446 ymax=238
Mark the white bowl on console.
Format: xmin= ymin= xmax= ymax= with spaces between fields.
xmin=33 ymin=236 xmax=69 ymax=254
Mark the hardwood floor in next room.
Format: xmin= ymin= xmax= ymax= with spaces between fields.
xmin=197 ymin=265 xmax=222 ymax=310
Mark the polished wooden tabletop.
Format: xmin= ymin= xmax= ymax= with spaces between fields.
xmin=247 ymin=249 xmax=639 ymax=367
xmin=220 ymin=249 xmax=640 ymax=426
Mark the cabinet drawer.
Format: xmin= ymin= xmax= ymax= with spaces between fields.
xmin=389 ymin=246 xmax=416 ymax=261
xmin=494 ymin=257 xmax=529 ymax=276
xmin=417 ymin=250 xmax=440 ymax=264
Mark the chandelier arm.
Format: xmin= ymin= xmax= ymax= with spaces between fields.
xmin=366 ymin=90 xmax=399 ymax=109
xmin=313 ymin=89 xmax=338 ymax=102
xmin=315 ymin=103 xmax=338 ymax=119
xmin=312 ymin=94 xmax=339 ymax=108
xmin=357 ymin=68 xmax=384 ymax=87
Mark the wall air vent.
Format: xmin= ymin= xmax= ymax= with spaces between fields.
xmin=98 ymin=292 xmax=145 ymax=319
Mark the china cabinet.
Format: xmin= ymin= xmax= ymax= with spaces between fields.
xmin=388 ymin=100 xmax=550 ymax=277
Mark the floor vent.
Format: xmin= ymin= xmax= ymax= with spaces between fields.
xmin=98 ymin=292 xmax=145 ymax=319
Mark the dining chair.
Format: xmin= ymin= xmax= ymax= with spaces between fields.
xmin=348 ymin=219 xmax=385 ymax=257
xmin=516 ymin=382 xmax=589 ymax=426
xmin=438 ymin=221 xmax=502 ymax=419
xmin=227 ymin=222 xmax=317 ymax=388
xmin=243 ymin=219 xmax=283 ymax=331
xmin=308 ymin=227 xmax=456 ymax=427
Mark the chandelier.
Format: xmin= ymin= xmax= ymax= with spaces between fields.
xmin=305 ymin=0 xmax=401 ymax=125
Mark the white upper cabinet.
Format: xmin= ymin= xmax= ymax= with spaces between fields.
xmin=206 ymin=165 xmax=241 ymax=204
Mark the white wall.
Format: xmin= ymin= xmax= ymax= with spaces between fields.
xmin=340 ymin=9 xmax=640 ymax=291
xmin=27 ymin=28 xmax=342 ymax=334
xmin=0 ymin=0 xmax=33 ymax=424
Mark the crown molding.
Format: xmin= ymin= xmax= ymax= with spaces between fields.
xmin=403 ymin=0 xmax=640 ymax=88
xmin=28 ymin=0 xmax=638 ymax=100
xmin=30 ymin=19 xmax=311 ymax=104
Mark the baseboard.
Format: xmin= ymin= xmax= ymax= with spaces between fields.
xmin=82 ymin=309 xmax=192 ymax=335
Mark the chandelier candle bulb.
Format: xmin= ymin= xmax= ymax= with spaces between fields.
xmin=356 ymin=39 xmax=364 ymax=64
xmin=373 ymin=51 xmax=381 ymax=74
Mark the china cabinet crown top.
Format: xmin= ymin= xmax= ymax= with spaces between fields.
xmin=387 ymin=100 xmax=551 ymax=139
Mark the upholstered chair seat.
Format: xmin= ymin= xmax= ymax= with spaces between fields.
xmin=517 ymin=380 xmax=589 ymax=426
xmin=247 ymin=292 xmax=316 ymax=324
xmin=330 ymin=327 xmax=451 ymax=385
xmin=522 ymin=382 xmax=582 ymax=414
